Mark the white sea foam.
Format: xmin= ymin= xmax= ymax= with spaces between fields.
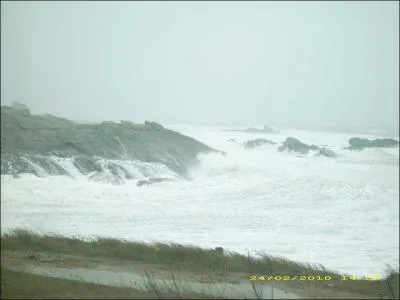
xmin=1 ymin=125 xmax=399 ymax=277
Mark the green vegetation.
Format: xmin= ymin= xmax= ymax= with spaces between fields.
xmin=1 ymin=230 xmax=398 ymax=298
xmin=1 ymin=268 xmax=154 ymax=299
xmin=1 ymin=268 xmax=223 ymax=299
xmin=1 ymin=230 xmax=332 ymax=275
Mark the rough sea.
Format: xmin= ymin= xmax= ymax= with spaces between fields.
xmin=1 ymin=124 xmax=399 ymax=277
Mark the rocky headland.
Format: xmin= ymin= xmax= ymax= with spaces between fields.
xmin=1 ymin=103 xmax=219 ymax=183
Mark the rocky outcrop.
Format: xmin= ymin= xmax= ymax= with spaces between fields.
xmin=1 ymin=104 xmax=218 ymax=181
xmin=315 ymin=148 xmax=338 ymax=158
xmin=223 ymin=125 xmax=279 ymax=134
xmin=1 ymin=153 xmax=72 ymax=178
xmin=243 ymin=138 xmax=277 ymax=149
xmin=244 ymin=126 xmax=279 ymax=134
xmin=278 ymin=137 xmax=318 ymax=154
xmin=346 ymin=137 xmax=399 ymax=150
xmin=144 ymin=121 xmax=164 ymax=131
xmin=278 ymin=137 xmax=337 ymax=157
xmin=10 ymin=102 xmax=31 ymax=115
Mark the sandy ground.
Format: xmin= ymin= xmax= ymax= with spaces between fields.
xmin=1 ymin=250 xmax=386 ymax=299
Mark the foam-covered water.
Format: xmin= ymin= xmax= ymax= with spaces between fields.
xmin=1 ymin=125 xmax=399 ymax=277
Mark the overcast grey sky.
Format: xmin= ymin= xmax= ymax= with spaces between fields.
xmin=1 ymin=1 xmax=399 ymax=130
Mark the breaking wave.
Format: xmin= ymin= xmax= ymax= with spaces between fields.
xmin=5 ymin=155 xmax=181 ymax=185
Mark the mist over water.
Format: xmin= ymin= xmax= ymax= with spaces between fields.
xmin=1 ymin=1 xmax=399 ymax=132
xmin=2 ymin=125 xmax=399 ymax=277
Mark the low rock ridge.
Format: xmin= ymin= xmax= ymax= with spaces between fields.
xmin=223 ymin=125 xmax=279 ymax=134
xmin=345 ymin=137 xmax=399 ymax=150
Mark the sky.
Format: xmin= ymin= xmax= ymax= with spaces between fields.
xmin=1 ymin=1 xmax=399 ymax=131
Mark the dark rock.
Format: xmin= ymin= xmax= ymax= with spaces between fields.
xmin=316 ymin=148 xmax=338 ymax=158
xmin=73 ymin=156 xmax=103 ymax=174
xmin=346 ymin=137 xmax=399 ymax=150
xmin=137 ymin=178 xmax=175 ymax=187
xmin=227 ymin=138 xmax=236 ymax=143
xmin=243 ymin=138 xmax=277 ymax=149
xmin=245 ymin=125 xmax=278 ymax=134
xmin=278 ymin=137 xmax=338 ymax=158
xmin=309 ymin=145 xmax=320 ymax=151
xmin=144 ymin=121 xmax=164 ymax=131
xmin=1 ymin=153 xmax=72 ymax=177
xmin=223 ymin=125 xmax=279 ymax=134
xmin=278 ymin=137 xmax=315 ymax=154
xmin=120 ymin=120 xmax=135 ymax=126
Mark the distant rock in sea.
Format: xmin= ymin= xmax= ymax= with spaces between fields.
xmin=345 ymin=137 xmax=399 ymax=150
xmin=223 ymin=125 xmax=279 ymax=134
xmin=315 ymin=147 xmax=338 ymax=158
xmin=243 ymin=138 xmax=277 ymax=149
xmin=243 ymin=126 xmax=279 ymax=134
xmin=278 ymin=137 xmax=317 ymax=154
xmin=278 ymin=137 xmax=337 ymax=157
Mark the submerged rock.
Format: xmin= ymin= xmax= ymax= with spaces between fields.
xmin=316 ymin=148 xmax=338 ymax=158
xmin=1 ymin=106 xmax=218 ymax=180
xmin=243 ymin=138 xmax=277 ymax=149
xmin=346 ymin=137 xmax=399 ymax=150
xmin=137 ymin=178 xmax=175 ymax=187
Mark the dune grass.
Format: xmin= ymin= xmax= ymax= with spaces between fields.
xmin=1 ymin=268 xmax=224 ymax=299
xmin=1 ymin=229 xmax=399 ymax=299
xmin=0 ymin=229 xmax=336 ymax=275
xmin=1 ymin=267 xmax=155 ymax=299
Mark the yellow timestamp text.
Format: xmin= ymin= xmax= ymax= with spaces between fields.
xmin=249 ymin=275 xmax=333 ymax=281
xmin=341 ymin=275 xmax=382 ymax=281
xmin=249 ymin=275 xmax=383 ymax=281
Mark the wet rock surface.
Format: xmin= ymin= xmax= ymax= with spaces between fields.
xmin=223 ymin=125 xmax=279 ymax=134
xmin=278 ymin=137 xmax=338 ymax=157
xmin=1 ymin=104 xmax=218 ymax=180
xmin=136 ymin=178 xmax=176 ymax=187
xmin=243 ymin=138 xmax=277 ymax=149
xmin=346 ymin=137 xmax=399 ymax=150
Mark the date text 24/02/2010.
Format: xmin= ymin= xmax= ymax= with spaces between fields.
xmin=248 ymin=275 xmax=383 ymax=281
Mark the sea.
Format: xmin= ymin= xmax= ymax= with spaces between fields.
xmin=1 ymin=124 xmax=399 ymax=277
